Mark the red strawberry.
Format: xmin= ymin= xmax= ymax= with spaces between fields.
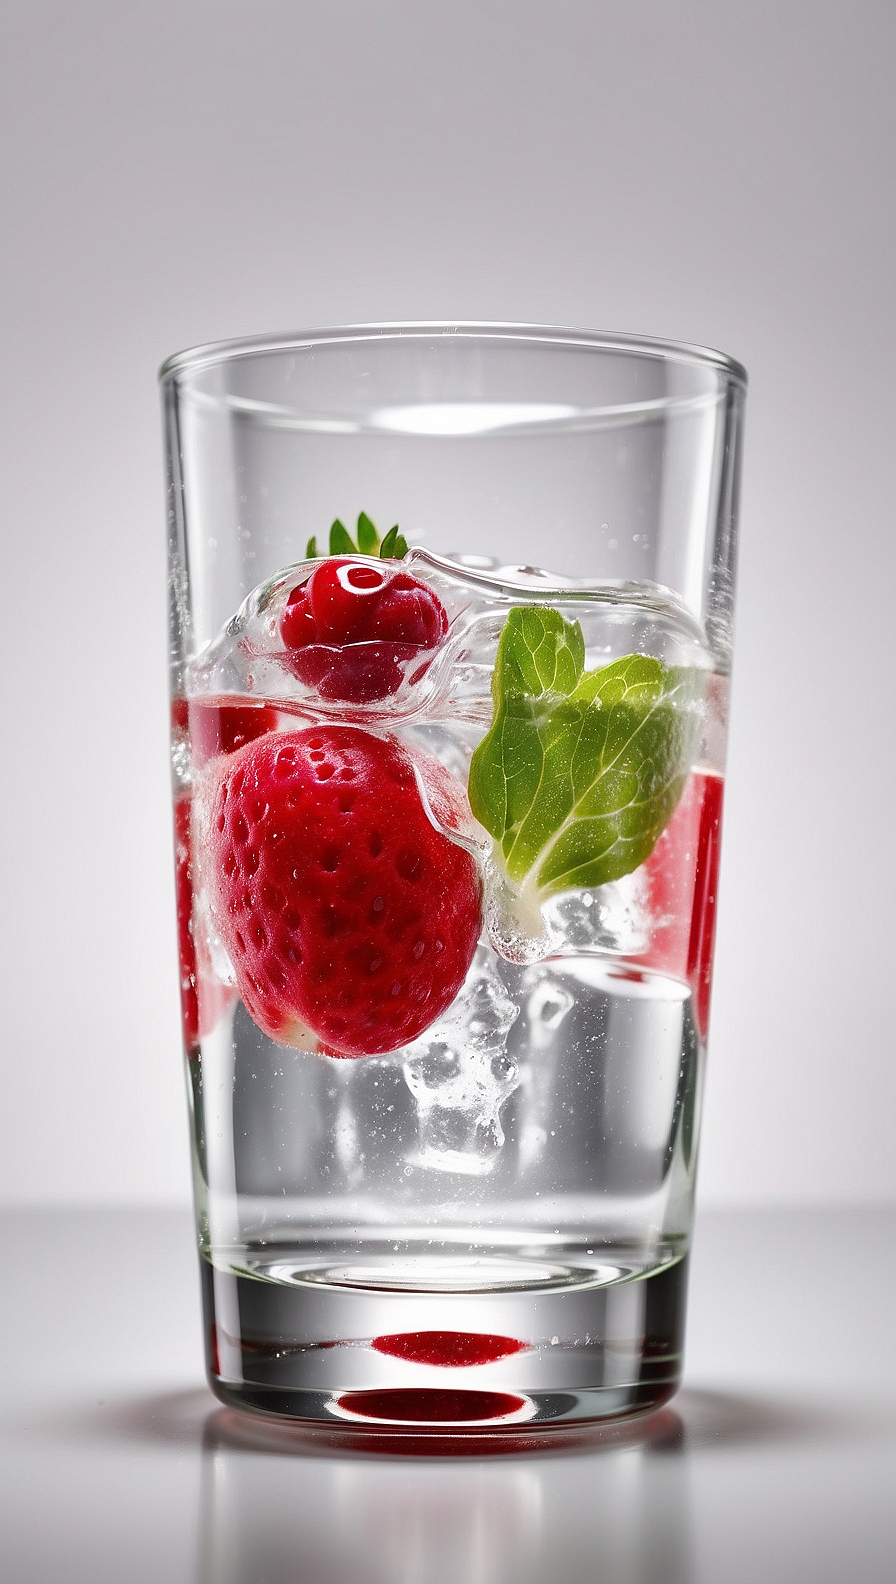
xmin=174 ymin=794 xmax=236 ymax=1051
xmin=280 ymin=558 xmax=448 ymax=702
xmin=203 ymin=726 xmax=481 ymax=1056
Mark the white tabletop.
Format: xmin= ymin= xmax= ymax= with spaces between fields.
xmin=1 ymin=1204 xmax=894 ymax=1583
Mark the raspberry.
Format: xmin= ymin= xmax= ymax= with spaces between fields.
xmin=204 ymin=726 xmax=481 ymax=1056
xmin=280 ymin=558 xmax=448 ymax=702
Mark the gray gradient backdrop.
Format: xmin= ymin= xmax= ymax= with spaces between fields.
xmin=1 ymin=0 xmax=893 ymax=1206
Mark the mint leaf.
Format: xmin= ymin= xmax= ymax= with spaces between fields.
xmin=329 ymin=518 xmax=356 ymax=555
xmin=492 ymin=605 xmax=584 ymax=698
xmin=305 ymin=535 xmax=318 ymax=559
xmin=468 ymin=607 xmax=702 ymax=901
xmin=356 ymin=511 xmax=380 ymax=555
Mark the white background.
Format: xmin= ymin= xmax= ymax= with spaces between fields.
xmin=1 ymin=0 xmax=893 ymax=1207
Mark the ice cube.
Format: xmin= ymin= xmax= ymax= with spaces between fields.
xmin=542 ymin=870 xmax=650 ymax=957
xmin=403 ymin=946 xmax=520 ymax=1175
xmin=481 ymin=856 xmax=651 ymax=967
xmin=191 ymin=883 xmax=238 ymax=988
xmin=512 ymin=963 xmax=576 ymax=1170
xmin=187 ymin=555 xmax=500 ymax=721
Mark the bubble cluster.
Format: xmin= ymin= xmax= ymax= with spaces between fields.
xmin=482 ymin=856 xmax=650 ymax=968
xmin=482 ymin=856 xmax=552 ymax=965
xmin=403 ymin=947 xmax=520 ymax=1175
xmin=542 ymin=869 xmax=650 ymax=957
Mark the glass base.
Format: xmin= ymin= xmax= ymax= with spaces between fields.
xmin=201 ymin=1249 xmax=687 ymax=1432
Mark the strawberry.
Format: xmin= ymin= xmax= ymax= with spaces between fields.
xmin=280 ymin=558 xmax=448 ymax=702
xmin=173 ymin=794 xmax=236 ymax=1051
xmin=204 ymin=726 xmax=481 ymax=1056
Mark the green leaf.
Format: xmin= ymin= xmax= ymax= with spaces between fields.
xmin=329 ymin=518 xmax=357 ymax=555
xmin=356 ymin=512 xmax=380 ymax=555
xmin=492 ymin=605 xmax=584 ymax=701
xmin=379 ymin=523 xmax=407 ymax=559
xmin=468 ymin=607 xmax=702 ymax=901
xmin=305 ymin=535 xmax=318 ymax=559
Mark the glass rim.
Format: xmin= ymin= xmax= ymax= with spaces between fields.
xmin=158 ymin=321 xmax=747 ymax=390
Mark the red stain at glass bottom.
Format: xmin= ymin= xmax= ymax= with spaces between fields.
xmin=336 ymin=1388 xmax=528 ymax=1424
xmin=371 ymin=1330 xmax=525 ymax=1367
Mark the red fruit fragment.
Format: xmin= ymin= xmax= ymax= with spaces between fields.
xmin=372 ymin=1331 xmax=525 ymax=1367
xmin=173 ymin=794 xmax=236 ymax=1052
xmin=636 ymin=768 xmax=724 ymax=1037
xmin=280 ymin=558 xmax=448 ymax=702
xmin=686 ymin=771 xmax=724 ymax=1036
xmin=204 ymin=726 xmax=481 ymax=1056
xmin=187 ymin=700 xmax=280 ymax=769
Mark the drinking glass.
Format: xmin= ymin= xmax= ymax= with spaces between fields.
xmin=161 ymin=325 xmax=746 ymax=1433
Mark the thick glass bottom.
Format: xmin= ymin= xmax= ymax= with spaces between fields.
xmin=201 ymin=1246 xmax=687 ymax=1431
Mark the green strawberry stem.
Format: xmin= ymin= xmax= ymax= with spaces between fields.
xmin=305 ymin=515 xmax=409 ymax=562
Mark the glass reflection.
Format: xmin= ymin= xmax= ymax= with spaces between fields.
xmin=197 ymin=1407 xmax=689 ymax=1584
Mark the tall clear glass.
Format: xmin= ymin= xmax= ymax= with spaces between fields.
xmin=161 ymin=325 xmax=746 ymax=1434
